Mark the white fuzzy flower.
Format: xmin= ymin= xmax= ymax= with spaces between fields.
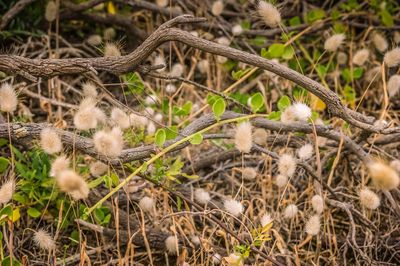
xmin=278 ymin=154 xmax=296 ymax=177
xmin=87 ymin=34 xmax=102 ymax=46
xmin=104 ymin=42 xmax=121 ymax=57
xmin=324 ymin=34 xmax=345 ymax=52
xmin=82 ymin=82 xmax=98 ymax=98
xmin=257 ymin=1 xmax=281 ymax=28
xmin=194 ymin=188 xmax=211 ymax=204
xmin=224 ymin=199 xmax=243 ymax=217
xmin=384 ymin=48 xmax=400 ymax=67
xmin=165 ymin=235 xmax=178 ymax=254
xmin=372 ymin=32 xmax=388 ymax=52
xmin=170 ymin=63 xmax=184 ymax=77
xmin=217 ymin=37 xmax=230 ymax=46
xmin=139 ymin=196 xmax=154 ymax=212
xmin=297 ymin=144 xmax=313 ymax=160
xmin=253 ymin=128 xmax=268 ymax=146
xmin=359 ymin=188 xmax=380 ymax=210
xmin=111 ymin=107 xmax=130 ymax=129
xmin=0 ymin=83 xmax=18 ymax=113
xmin=305 ymin=215 xmax=321 ymax=236
xmin=275 ymin=174 xmax=288 ymax=188
xmin=0 ymin=179 xmax=15 ymax=205
xmin=146 ymin=122 xmax=156 ymax=135
xmin=154 ymin=54 xmax=165 ymax=72
xmin=89 ymin=161 xmax=108 ymax=177
xmin=388 ymin=75 xmax=400 ymax=97
xmin=232 ymin=24 xmax=243 ymax=36
xmin=292 ymin=102 xmax=312 ymax=122
xmin=103 ymin=27 xmax=116 ymax=41
xmin=40 ymin=128 xmax=63 ymax=154
xmin=197 ymin=60 xmax=209 ymax=74
xmin=211 ymin=0 xmax=224 ymax=16
xmin=241 ymin=167 xmax=257 ymax=180
xmin=368 ymin=161 xmax=399 ymax=191
xmin=311 ymin=195 xmax=324 ymax=214
xmin=34 ymin=229 xmax=55 ymax=250
xmin=234 ymin=122 xmax=253 ymax=153
xmin=50 ymin=156 xmax=69 ymax=177
xmin=260 ymin=213 xmax=272 ymax=227
xmin=93 ymin=127 xmax=124 ymax=158
xmin=165 ymin=84 xmax=177 ymax=94
xmin=144 ymin=95 xmax=158 ymax=106
xmin=352 ymin=49 xmax=369 ymax=66
xmin=283 ymin=204 xmax=298 ymax=219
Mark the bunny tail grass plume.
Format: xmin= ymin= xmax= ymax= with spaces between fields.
xmin=139 ymin=196 xmax=154 ymax=212
xmin=388 ymin=75 xmax=400 ymax=97
xmin=390 ymin=159 xmax=400 ymax=172
xmin=170 ymin=63 xmax=184 ymax=77
xmin=211 ymin=0 xmax=224 ymax=16
xmin=280 ymin=106 xmax=296 ymax=124
xmin=45 ymin=1 xmax=57 ymax=22
xmin=87 ymin=34 xmax=102 ymax=46
xmin=232 ymin=24 xmax=243 ymax=36
xmin=103 ymin=27 xmax=116 ymax=41
xmin=260 ymin=213 xmax=272 ymax=227
xmin=104 ymin=42 xmax=121 ymax=57
xmin=224 ymin=199 xmax=244 ymax=217
xmin=241 ymin=167 xmax=257 ymax=180
xmin=224 ymin=253 xmax=242 ymax=265
xmin=253 ymin=128 xmax=267 ymax=146
xmin=40 ymin=128 xmax=63 ymax=154
xmin=297 ymin=143 xmax=313 ymax=160
xmin=283 ymin=204 xmax=298 ymax=219
xmin=74 ymin=98 xmax=105 ymax=130
xmin=111 ymin=107 xmax=130 ymax=129
xmin=89 ymin=161 xmax=108 ymax=177
xmin=154 ymin=54 xmax=165 ymax=72
xmin=368 ymin=160 xmax=399 ymax=190
xmin=82 ymin=82 xmax=98 ymax=98
xmin=165 ymin=235 xmax=179 ymax=254
xmin=337 ymin=52 xmax=347 ymax=65
xmin=34 ymin=229 xmax=55 ymax=250
xmin=165 ymin=84 xmax=177 ymax=95
xmin=0 ymin=179 xmax=15 ymax=205
xmin=384 ymin=47 xmax=400 ymax=67
xmin=57 ymin=170 xmax=89 ymax=200
xmin=0 ymin=83 xmax=18 ymax=113
xmin=292 ymin=102 xmax=312 ymax=121
xmin=275 ymin=174 xmax=288 ymax=188
xmin=305 ymin=215 xmax=321 ymax=236
xmin=93 ymin=127 xmax=124 ymax=158
xmin=50 ymin=156 xmax=69 ymax=177
xmin=257 ymin=1 xmax=281 ymax=28
xmin=194 ymin=188 xmax=211 ymax=204
xmin=372 ymin=32 xmax=388 ymax=52
xmin=197 ymin=59 xmax=209 ymax=74
xmin=234 ymin=122 xmax=253 ymax=153
xmin=278 ymin=153 xmax=297 ymax=177
xmin=352 ymin=49 xmax=369 ymax=66
xmin=311 ymin=195 xmax=324 ymax=214
xmin=324 ymin=34 xmax=345 ymax=52
xmin=359 ymin=188 xmax=380 ymax=210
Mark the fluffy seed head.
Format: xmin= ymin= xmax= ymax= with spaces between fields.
xmin=144 ymin=95 xmax=158 ymax=106
xmin=280 ymin=106 xmax=296 ymax=124
xmin=165 ymin=235 xmax=178 ymax=254
xmin=352 ymin=49 xmax=369 ymax=66
xmin=194 ymin=188 xmax=211 ymax=204
xmin=368 ymin=161 xmax=399 ymax=190
xmin=0 ymin=83 xmax=18 ymax=113
xmin=224 ymin=199 xmax=243 ymax=217
xmin=278 ymin=154 xmax=296 ymax=177
xmin=292 ymin=102 xmax=312 ymax=121
xmin=260 ymin=213 xmax=272 ymax=227
xmin=87 ymin=34 xmax=102 ymax=46
xmin=139 ymin=196 xmax=154 ymax=212
xmin=103 ymin=27 xmax=116 ymax=41
xmin=232 ymin=24 xmax=243 ymax=36
xmin=111 ymin=107 xmax=130 ymax=129
xmin=170 ymin=63 xmax=184 ymax=77
xmin=257 ymin=1 xmax=281 ymax=28
xmin=146 ymin=122 xmax=156 ymax=135
xmin=253 ymin=128 xmax=268 ymax=146
xmin=89 ymin=161 xmax=108 ymax=177
xmin=0 ymin=179 xmax=15 ymax=205
xmin=395 ymin=31 xmax=400 ymax=44
xmin=241 ymin=167 xmax=257 ymax=180
xmin=305 ymin=215 xmax=321 ymax=236
xmin=154 ymin=113 xmax=163 ymax=123
xmin=56 ymin=170 xmax=83 ymax=193
xmin=337 ymin=51 xmax=348 ymax=65
xmin=388 ymin=75 xmax=400 ymax=98
xmin=283 ymin=204 xmax=298 ymax=219
xmin=224 ymin=253 xmax=242 ymax=265
xmin=69 ymin=183 xmax=89 ymax=200
xmin=34 ymin=229 xmax=55 ymax=250
xmin=104 ymin=43 xmax=121 ymax=57
xmin=74 ymin=98 xmax=105 ymax=130
xmin=297 ymin=144 xmax=313 ymax=160
xmin=129 ymin=113 xmax=148 ymax=128
xmin=364 ymin=66 xmax=381 ymax=83
xmin=156 ymin=0 xmax=168 ymax=7
xmin=384 ymin=48 xmax=400 ymax=67
xmin=216 ymin=55 xmax=227 ymax=64
xmin=359 ymin=188 xmax=380 ymax=210
xmin=45 ymin=1 xmax=57 ymax=22
xmin=217 ymin=37 xmax=230 ymax=46
xmin=372 ymin=32 xmax=388 ymax=52
xmin=211 ymin=0 xmax=224 ymax=16
xmin=234 ymin=122 xmax=253 ymax=153
xmin=197 ymin=60 xmax=209 ymax=74
xmin=212 ymin=253 xmax=222 ymax=264
xmin=324 ymin=34 xmax=345 ymax=52
xmin=275 ymin=174 xmax=288 ymax=188
xmin=311 ymin=195 xmax=324 ymax=214
xmin=93 ymin=127 xmax=124 ymax=158
xmin=50 ymin=156 xmax=69 ymax=177
xmin=165 ymin=84 xmax=177 ymax=94
xmin=40 ymin=128 xmax=62 ymax=154
xmin=82 ymin=82 xmax=98 ymax=98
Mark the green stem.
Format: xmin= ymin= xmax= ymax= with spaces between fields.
xmin=86 ymin=113 xmax=264 ymax=215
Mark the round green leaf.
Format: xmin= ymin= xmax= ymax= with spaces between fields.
xmin=155 ymin=129 xmax=166 ymax=147
xmin=190 ymin=133 xmax=203 ymax=145
xmin=27 ymin=207 xmax=41 ymax=218
xmin=212 ymin=98 xmax=226 ymax=120
xmin=250 ymin=93 xmax=264 ymax=113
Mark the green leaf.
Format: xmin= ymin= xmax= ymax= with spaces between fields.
xmin=155 ymin=129 xmax=166 ymax=147
xmin=282 ymin=46 xmax=295 ymax=60
xmin=212 ymin=98 xmax=226 ymax=120
xmin=0 ymin=157 xmax=9 ymax=173
xmin=380 ymin=10 xmax=394 ymax=27
xmin=27 ymin=207 xmax=41 ymax=218
xmin=260 ymin=48 xmax=268 ymax=58
xmin=268 ymin=111 xmax=281 ymax=121
xmin=2 ymin=257 xmax=22 ymax=266
xmin=289 ymin=16 xmax=301 ymax=26
xmin=305 ymin=9 xmax=325 ymax=23
xmin=190 ymin=133 xmax=203 ymax=145
xmin=0 ymin=205 xmax=13 ymax=219
xmin=94 ymin=208 xmax=104 ymax=222
xmin=165 ymin=126 xmax=178 ymax=140
xmin=268 ymin=43 xmax=285 ymax=58
xmin=277 ymin=96 xmax=291 ymax=111
xmin=250 ymin=92 xmax=264 ymax=113
xmin=353 ymin=67 xmax=364 ymax=80
xmin=343 ymin=85 xmax=356 ymax=105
